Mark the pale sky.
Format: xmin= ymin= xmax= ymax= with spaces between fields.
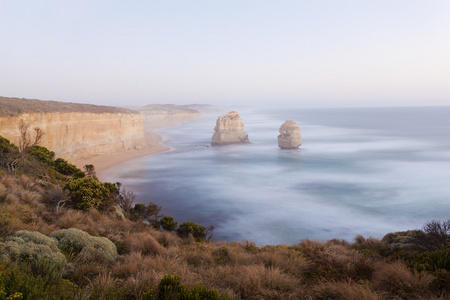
xmin=1 ymin=1 xmax=449 ymax=108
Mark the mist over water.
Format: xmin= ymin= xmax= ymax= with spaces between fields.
xmin=103 ymin=107 xmax=450 ymax=245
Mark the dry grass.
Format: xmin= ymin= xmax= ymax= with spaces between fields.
xmin=0 ymin=182 xmax=7 ymax=200
xmin=122 ymin=232 xmax=164 ymax=256
xmin=152 ymin=230 xmax=180 ymax=248
xmin=180 ymin=244 xmax=215 ymax=268
xmin=0 ymin=96 xmax=139 ymax=117
xmin=206 ymin=264 xmax=302 ymax=299
xmin=310 ymin=279 xmax=380 ymax=300
xmin=372 ymin=261 xmax=435 ymax=299
xmin=121 ymin=270 xmax=162 ymax=299
xmin=4 ymin=193 xmax=19 ymax=205
xmin=0 ymin=174 xmax=447 ymax=299
xmin=256 ymin=246 xmax=310 ymax=278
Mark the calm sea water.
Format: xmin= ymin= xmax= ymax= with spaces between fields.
xmin=103 ymin=107 xmax=450 ymax=245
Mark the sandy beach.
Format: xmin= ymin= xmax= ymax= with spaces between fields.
xmin=75 ymin=120 xmax=181 ymax=180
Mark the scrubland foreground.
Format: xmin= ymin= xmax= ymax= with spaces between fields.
xmin=1 ymin=134 xmax=450 ymax=300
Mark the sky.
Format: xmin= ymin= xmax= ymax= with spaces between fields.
xmin=1 ymin=0 xmax=449 ymax=108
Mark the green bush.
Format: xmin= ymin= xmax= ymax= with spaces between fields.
xmin=50 ymin=228 xmax=118 ymax=263
xmin=382 ymin=230 xmax=417 ymax=254
xmin=64 ymin=177 xmax=110 ymax=210
xmin=0 ymin=231 xmax=66 ymax=282
xmin=0 ymin=136 xmax=19 ymax=154
xmin=410 ymin=248 xmax=450 ymax=272
xmin=131 ymin=203 xmax=161 ymax=219
xmin=176 ymin=222 xmax=207 ymax=242
xmin=54 ymin=158 xmax=83 ymax=177
xmin=160 ymin=216 xmax=178 ymax=232
xmin=28 ymin=145 xmax=55 ymax=166
xmin=103 ymin=182 xmax=120 ymax=195
xmin=0 ymin=261 xmax=75 ymax=300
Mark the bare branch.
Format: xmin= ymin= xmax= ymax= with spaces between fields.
xmin=19 ymin=119 xmax=31 ymax=152
xmin=18 ymin=120 xmax=45 ymax=153
xmin=32 ymin=127 xmax=44 ymax=147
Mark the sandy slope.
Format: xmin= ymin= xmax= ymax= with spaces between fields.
xmin=75 ymin=120 xmax=182 ymax=180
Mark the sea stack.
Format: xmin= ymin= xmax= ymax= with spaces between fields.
xmin=278 ymin=121 xmax=302 ymax=149
xmin=211 ymin=111 xmax=249 ymax=146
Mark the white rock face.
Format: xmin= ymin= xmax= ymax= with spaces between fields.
xmin=0 ymin=112 xmax=147 ymax=161
xmin=278 ymin=121 xmax=301 ymax=149
xmin=211 ymin=111 xmax=249 ymax=146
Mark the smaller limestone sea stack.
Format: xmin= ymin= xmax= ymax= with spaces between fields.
xmin=211 ymin=111 xmax=250 ymax=146
xmin=278 ymin=121 xmax=302 ymax=149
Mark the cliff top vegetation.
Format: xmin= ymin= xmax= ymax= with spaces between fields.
xmin=136 ymin=104 xmax=200 ymax=115
xmin=0 ymin=96 xmax=139 ymax=117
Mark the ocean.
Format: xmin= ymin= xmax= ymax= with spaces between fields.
xmin=102 ymin=106 xmax=450 ymax=245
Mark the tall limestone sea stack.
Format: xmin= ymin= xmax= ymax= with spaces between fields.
xmin=211 ymin=111 xmax=249 ymax=146
xmin=278 ymin=121 xmax=302 ymax=149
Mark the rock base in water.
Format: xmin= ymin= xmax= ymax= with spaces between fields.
xmin=211 ymin=111 xmax=249 ymax=146
xmin=278 ymin=121 xmax=301 ymax=149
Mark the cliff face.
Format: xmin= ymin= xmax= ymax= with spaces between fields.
xmin=278 ymin=121 xmax=302 ymax=149
xmin=0 ymin=112 xmax=147 ymax=162
xmin=211 ymin=111 xmax=249 ymax=146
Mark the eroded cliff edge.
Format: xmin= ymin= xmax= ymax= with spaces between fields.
xmin=0 ymin=97 xmax=147 ymax=162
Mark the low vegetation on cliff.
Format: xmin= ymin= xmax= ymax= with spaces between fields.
xmin=1 ymin=135 xmax=450 ymax=299
xmin=136 ymin=104 xmax=200 ymax=116
xmin=0 ymin=97 xmax=139 ymax=117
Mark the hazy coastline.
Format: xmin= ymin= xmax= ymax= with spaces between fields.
xmin=102 ymin=106 xmax=450 ymax=244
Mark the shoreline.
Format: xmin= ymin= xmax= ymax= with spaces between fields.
xmin=75 ymin=119 xmax=187 ymax=181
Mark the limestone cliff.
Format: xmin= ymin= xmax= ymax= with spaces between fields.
xmin=278 ymin=121 xmax=302 ymax=149
xmin=211 ymin=111 xmax=249 ymax=146
xmin=0 ymin=97 xmax=147 ymax=162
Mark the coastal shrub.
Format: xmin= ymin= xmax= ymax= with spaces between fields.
xmin=130 ymin=203 xmax=162 ymax=226
xmin=109 ymin=204 xmax=126 ymax=220
xmin=410 ymin=247 xmax=450 ymax=272
xmin=0 ymin=136 xmax=19 ymax=154
xmin=64 ymin=177 xmax=110 ymax=210
xmin=409 ymin=220 xmax=450 ymax=252
xmin=54 ymin=158 xmax=84 ymax=177
xmin=0 ymin=230 xmax=66 ymax=281
xmin=100 ymin=182 xmax=122 ymax=211
xmin=51 ymin=228 xmax=118 ymax=263
xmin=103 ymin=181 xmax=120 ymax=195
xmin=160 ymin=216 xmax=177 ymax=232
xmin=28 ymin=145 xmax=54 ymax=166
xmin=381 ymin=230 xmax=417 ymax=254
xmin=352 ymin=235 xmax=388 ymax=258
xmin=176 ymin=222 xmax=207 ymax=242
xmin=0 ymin=261 xmax=75 ymax=300
xmin=0 ymin=136 xmax=20 ymax=173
